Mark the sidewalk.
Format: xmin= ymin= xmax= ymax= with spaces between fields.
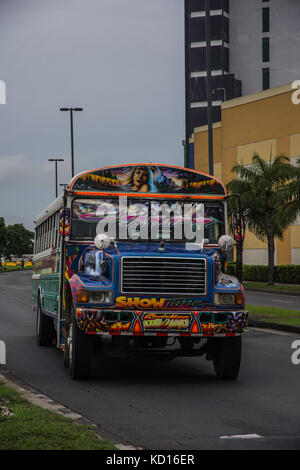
xmin=248 ymin=318 xmax=300 ymax=334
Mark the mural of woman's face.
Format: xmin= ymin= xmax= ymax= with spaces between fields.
xmin=133 ymin=167 xmax=148 ymax=187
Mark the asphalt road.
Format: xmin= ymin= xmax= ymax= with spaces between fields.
xmin=245 ymin=290 xmax=300 ymax=311
xmin=0 ymin=270 xmax=300 ymax=450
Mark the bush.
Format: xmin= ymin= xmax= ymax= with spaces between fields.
xmin=275 ymin=265 xmax=300 ymax=284
xmin=227 ymin=262 xmax=236 ymax=276
xmin=225 ymin=263 xmax=300 ymax=284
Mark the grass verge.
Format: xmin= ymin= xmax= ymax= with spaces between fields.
xmin=243 ymin=281 xmax=300 ymax=294
xmin=0 ymin=267 xmax=32 ymax=272
xmin=0 ymin=380 xmax=116 ymax=450
xmin=247 ymin=304 xmax=300 ymax=327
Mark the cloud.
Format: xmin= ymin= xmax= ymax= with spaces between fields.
xmin=0 ymin=155 xmax=30 ymax=185
xmin=0 ymin=0 xmax=185 ymax=229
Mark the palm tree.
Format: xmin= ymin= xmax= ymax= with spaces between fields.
xmin=282 ymin=158 xmax=300 ymax=225
xmin=227 ymin=153 xmax=297 ymax=285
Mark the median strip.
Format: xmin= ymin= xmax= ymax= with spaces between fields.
xmin=247 ymin=305 xmax=300 ymax=333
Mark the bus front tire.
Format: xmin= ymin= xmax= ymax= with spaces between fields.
xmin=36 ymin=299 xmax=55 ymax=346
xmin=210 ymin=336 xmax=241 ymax=380
xmin=69 ymin=309 xmax=93 ymax=380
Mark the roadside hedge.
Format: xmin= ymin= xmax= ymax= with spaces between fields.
xmin=227 ymin=263 xmax=300 ymax=284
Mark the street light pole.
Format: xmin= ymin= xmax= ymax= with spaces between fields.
xmin=48 ymin=158 xmax=64 ymax=198
xmin=205 ymin=0 xmax=214 ymax=176
xmin=60 ymin=107 xmax=83 ymax=178
xmin=70 ymin=109 xmax=74 ymax=177
xmin=184 ymin=0 xmax=190 ymax=168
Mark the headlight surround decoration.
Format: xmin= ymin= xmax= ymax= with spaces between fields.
xmin=213 ymin=292 xmax=243 ymax=306
xmin=77 ymin=290 xmax=113 ymax=304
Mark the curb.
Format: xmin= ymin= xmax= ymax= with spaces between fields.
xmin=245 ymin=287 xmax=300 ymax=297
xmin=248 ymin=319 xmax=300 ymax=334
xmin=0 ymin=369 xmax=141 ymax=451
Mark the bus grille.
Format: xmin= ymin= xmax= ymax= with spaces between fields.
xmin=121 ymin=257 xmax=206 ymax=295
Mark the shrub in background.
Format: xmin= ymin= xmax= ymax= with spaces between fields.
xmin=226 ymin=263 xmax=300 ymax=284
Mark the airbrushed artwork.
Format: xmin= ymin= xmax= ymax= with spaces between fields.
xmin=71 ymin=165 xmax=225 ymax=195
xmin=74 ymin=308 xmax=248 ymax=336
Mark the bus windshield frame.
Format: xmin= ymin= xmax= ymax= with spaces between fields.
xmin=70 ymin=196 xmax=225 ymax=245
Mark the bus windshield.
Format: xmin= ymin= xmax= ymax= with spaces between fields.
xmin=71 ymin=198 xmax=225 ymax=244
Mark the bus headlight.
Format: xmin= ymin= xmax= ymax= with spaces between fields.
xmin=213 ymin=293 xmax=243 ymax=306
xmin=77 ymin=290 xmax=113 ymax=304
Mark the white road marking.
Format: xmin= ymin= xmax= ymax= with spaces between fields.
xmin=220 ymin=434 xmax=262 ymax=440
xmin=272 ymin=300 xmax=293 ymax=304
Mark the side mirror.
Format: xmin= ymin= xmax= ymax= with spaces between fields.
xmin=94 ymin=233 xmax=112 ymax=250
xmin=218 ymin=235 xmax=234 ymax=252
xmin=59 ymin=208 xmax=70 ymax=236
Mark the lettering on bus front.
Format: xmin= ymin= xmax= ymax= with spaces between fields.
xmin=115 ymin=296 xmax=209 ymax=309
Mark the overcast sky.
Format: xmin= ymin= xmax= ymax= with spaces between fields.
xmin=0 ymin=0 xmax=185 ymax=230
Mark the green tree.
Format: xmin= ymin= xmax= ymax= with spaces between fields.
xmin=282 ymin=158 xmax=300 ymax=224
xmin=4 ymin=224 xmax=34 ymax=259
xmin=227 ymin=153 xmax=297 ymax=285
xmin=0 ymin=217 xmax=7 ymax=260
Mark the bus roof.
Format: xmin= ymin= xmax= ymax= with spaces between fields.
xmin=35 ymin=193 xmax=64 ymax=227
xmin=68 ymin=163 xmax=226 ymax=197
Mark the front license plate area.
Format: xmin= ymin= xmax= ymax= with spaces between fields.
xmin=141 ymin=312 xmax=193 ymax=333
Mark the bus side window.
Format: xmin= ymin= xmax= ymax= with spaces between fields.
xmin=37 ymin=226 xmax=41 ymax=253
xmin=40 ymin=225 xmax=43 ymax=251
xmin=49 ymin=215 xmax=53 ymax=248
xmin=36 ymin=228 xmax=39 ymax=254
xmin=54 ymin=212 xmax=58 ymax=247
xmin=36 ymin=226 xmax=39 ymax=253
xmin=40 ymin=224 xmax=43 ymax=252
xmin=42 ymin=222 xmax=45 ymax=251
xmin=52 ymin=214 xmax=55 ymax=247
xmin=34 ymin=229 xmax=36 ymax=254
xmin=52 ymin=213 xmax=56 ymax=247
xmin=52 ymin=214 xmax=55 ymax=248
xmin=45 ymin=219 xmax=48 ymax=249
xmin=53 ymin=214 xmax=56 ymax=247
xmin=47 ymin=218 xmax=51 ymax=249
xmin=45 ymin=219 xmax=48 ymax=250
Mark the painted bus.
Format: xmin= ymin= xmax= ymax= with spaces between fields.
xmin=32 ymin=164 xmax=248 ymax=380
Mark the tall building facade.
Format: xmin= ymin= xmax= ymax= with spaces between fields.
xmin=185 ymin=0 xmax=300 ymax=168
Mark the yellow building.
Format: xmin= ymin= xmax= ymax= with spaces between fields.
xmin=192 ymin=82 xmax=300 ymax=265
